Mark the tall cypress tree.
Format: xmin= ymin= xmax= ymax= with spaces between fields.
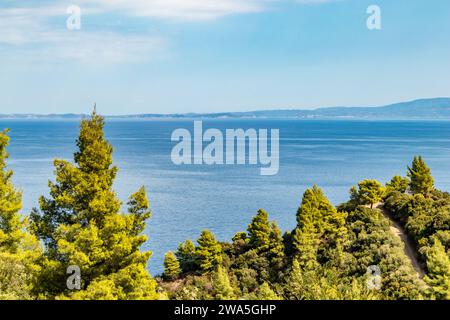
xmin=407 ymin=156 xmax=434 ymax=195
xmin=30 ymin=111 xmax=159 ymax=299
xmin=0 ymin=129 xmax=41 ymax=299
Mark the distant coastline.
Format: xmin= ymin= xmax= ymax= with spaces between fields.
xmin=1 ymin=97 xmax=450 ymax=120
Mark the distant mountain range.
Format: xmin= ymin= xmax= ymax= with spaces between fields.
xmin=2 ymin=98 xmax=450 ymax=120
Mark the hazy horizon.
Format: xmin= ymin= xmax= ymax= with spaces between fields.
xmin=1 ymin=97 xmax=449 ymax=117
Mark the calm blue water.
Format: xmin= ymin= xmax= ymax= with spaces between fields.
xmin=1 ymin=119 xmax=450 ymax=274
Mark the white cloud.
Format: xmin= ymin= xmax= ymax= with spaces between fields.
xmin=1 ymin=0 xmax=272 ymax=23
xmin=295 ymin=0 xmax=340 ymax=3
xmin=48 ymin=33 xmax=166 ymax=64
xmin=78 ymin=0 xmax=269 ymax=21
xmin=0 ymin=1 xmax=274 ymax=63
xmin=0 ymin=0 xmax=339 ymax=63
xmin=0 ymin=3 xmax=167 ymax=63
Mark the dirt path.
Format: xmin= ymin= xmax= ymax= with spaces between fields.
xmin=374 ymin=203 xmax=426 ymax=279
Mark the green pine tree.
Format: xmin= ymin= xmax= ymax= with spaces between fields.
xmin=424 ymin=239 xmax=450 ymax=300
xmin=163 ymin=251 xmax=181 ymax=280
xmin=176 ymin=239 xmax=197 ymax=273
xmin=407 ymin=156 xmax=434 ymax=195
xmin=268 ymin=222 xmax=284 ymax=260
xmin=296 ymin=186 xmax=336 ymax=232
xmin=196 ymin=230 xmax=222 ymax=273
xmin=292 ymin=223 xmax=319 ymax=270
xmin=251 ymin=282 xmax=281 ymax=300
xmin=283 ymin=258 xmax=306 ymax=299
xmin=247 ymin=209 xmax=271 ymax=251
xmin=350 ymin=180 xmax=384 ymax=208
xmin=212 ymin=266 xmax=235 ymax=300
xmin=30 ymin=111 xmax=159 ymax=299
xmin=266 ymin=221 xmax=285 ymax=281
xmin=293 ymin=186 xmax=339 ymax=269
xmin=0 ymin=129 xmax=41 ymax=299
xmin=386 ymin=176 xmax=409 ymax=193
xmin=284 ymin=259 xmax=379 ymax=300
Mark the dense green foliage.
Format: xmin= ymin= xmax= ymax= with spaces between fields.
xmin=0 ymin=130 xmax=41 ymax=299
xmin=384 ymin=157 xmax=450 ymax=299
xmin=29 ymin=112 xmax=159 ymax=300
xmin=162 ymin=182 xmax=430 ymax=300
xmin=424 ymin=240 xmax=450 ymax=299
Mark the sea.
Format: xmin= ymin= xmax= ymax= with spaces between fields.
xmin=1 ymin=118 xmax=449 ymax=274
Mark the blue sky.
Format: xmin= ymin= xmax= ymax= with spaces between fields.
xmin=1 ymin=0 xmax=449 ymax=114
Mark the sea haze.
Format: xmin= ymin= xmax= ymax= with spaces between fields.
xmin=2 ymin=119 xmax=450 ymax=274
xmin=2 ymin=98 xmax=450 ymax=120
